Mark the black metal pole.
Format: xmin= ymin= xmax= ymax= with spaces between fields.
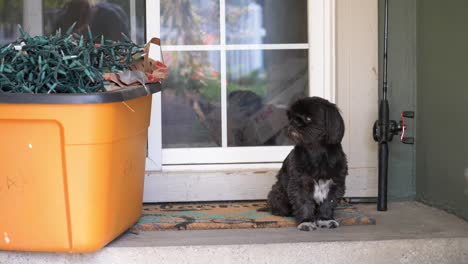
xmin=382 ymin=0 xmax=389 ymax=101
xmin=377 ymin=0 xmax=390 ymax=211
xmin=378 ymin=142 xmax=388 ymax=211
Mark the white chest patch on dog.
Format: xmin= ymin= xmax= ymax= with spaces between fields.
xmin=313 ymin=179 xmax=333 ymax=203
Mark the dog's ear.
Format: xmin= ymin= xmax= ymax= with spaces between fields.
xmin=325 ymin=104 xmax=345 ymax=144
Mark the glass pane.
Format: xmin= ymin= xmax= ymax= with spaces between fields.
xmin=227 ymin=49 xmax=308 ymax=146
xmin=162 ymin=51 xmax=221 ymax=148
xmin=0 ymin=1 xmax=23 ymax=45
xmin=43 ymin=0 xmax=146 ymax=44
xmin=161 ymin=0 xmax=220 ymax=45
xmin=226 ymin=0 xmax=308 ymax=44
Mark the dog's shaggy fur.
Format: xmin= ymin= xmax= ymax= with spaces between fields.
xmin=267 ymin=97 xmax=348 ymax=231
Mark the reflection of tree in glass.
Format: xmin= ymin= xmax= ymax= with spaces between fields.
xmin=162 ymin=0 xmax=203 ymax=45
xmin=164 ymin=50 xmax=220 ymax=126
xmin=165 ymin=51 xmax=219 ymax=96
xmin=162 ymin=1 xmax=221 ymax=123
xmin=226 ymin=4 xmax=252 ymax=41
xmin=161 ymin=0 xmax=219 ymax=45
xmin=162 ymin=0 xmax=220 ymax=98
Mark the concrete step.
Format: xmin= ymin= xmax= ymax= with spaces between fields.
xmin=1 ymin=202 xmax=468 ymax=264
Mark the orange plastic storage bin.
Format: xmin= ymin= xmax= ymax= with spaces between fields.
xmin=0 ymin=84 xmax=160 ymax=252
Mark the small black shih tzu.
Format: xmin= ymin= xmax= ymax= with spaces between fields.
xmin=267 ymin=97 xmax=348 ymax=231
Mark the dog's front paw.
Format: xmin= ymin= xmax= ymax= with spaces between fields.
xmin=317 ymin=219 xmax=339 ymax=229
xmin=297 ymin=222 xmax=317 ymax=231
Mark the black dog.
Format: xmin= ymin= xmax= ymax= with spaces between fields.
xmin=266 ymin=97 xmax=348 ymax=231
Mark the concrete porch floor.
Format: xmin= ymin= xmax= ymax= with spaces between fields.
xmin=1 ymin=202 xmax=467 ymax=264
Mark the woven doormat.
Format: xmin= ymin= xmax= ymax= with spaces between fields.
xmin=131 ymin=201 xmax=376 ymax=231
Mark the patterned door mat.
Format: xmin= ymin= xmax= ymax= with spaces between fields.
xmin=131 ymin=201 xmax=376 ymax=231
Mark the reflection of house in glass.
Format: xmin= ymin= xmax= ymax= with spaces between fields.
xmin=228 ymin=2 xmax=265 ymax=44
xmin=228 ymin=2 xmax=266 ymax=80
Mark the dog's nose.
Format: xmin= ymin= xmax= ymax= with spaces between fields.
xmin=290 ymin=130 xmax=300 ymax=138
xmin=287 ymin=126 xmax=302 ymax=141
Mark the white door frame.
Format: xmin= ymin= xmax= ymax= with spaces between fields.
xmin=144 ymin=0 xmax=379 ymax=202
xmin=145 ymin=0 xmax=163 ymax=170
xmin=22 ymin=0 xmax=43 ymax=37
xmin=145 ymin=0 xmax=336 ymax=169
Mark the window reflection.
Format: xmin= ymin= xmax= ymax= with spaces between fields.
xmin=162 ymin=51 xmax=222 ymax=148
xmin=226 ymin=0 xmax=308 ymax=44
xmin=43 ymin=0 xmax=146 ymax=44
xmin=160 ymin=0 xmax=220 ymax=45
xmin=0 ymin=1 xmax=23 ymax=45
xmin=227 ymin=49 xmax=308 ymax=146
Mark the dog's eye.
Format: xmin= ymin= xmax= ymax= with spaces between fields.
xmin=305 ymin=116 xmax=312 ymax=123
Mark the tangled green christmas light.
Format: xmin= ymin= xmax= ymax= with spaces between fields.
xmin=0 ymin=23 xmax=143 ymax=94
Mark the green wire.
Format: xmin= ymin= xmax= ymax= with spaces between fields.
xmin=0 ymin=23 xmax=142 ymax=94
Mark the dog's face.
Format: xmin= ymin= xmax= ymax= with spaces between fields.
xmin=286 ymin=97 xmax=345 ymax=145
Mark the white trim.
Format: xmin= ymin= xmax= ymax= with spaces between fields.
xmin=220 ymin=0 xmax=226 ymax=45
xmin=22 ymin=0 xmax=43 ymax=37
xmin=308 ymin=0 xmax=323 ymax=98
xmin=129 ymin=0 xmax=137 ymax=42
xmin=308 ymin=0 xmax=336 ymax=101
xmin=220 ymin=0 xmax=228 ymax=147
xmin=162 ymin=146 xmax=293 ymax=165
xmin=324 ymin=0 xmax=337 ymax=102
xmin=144 ymin=170 xmax=278 ymax=202
xmin=161 ymin=44 xmax=309 ymax=51
xmin=145 ymin=0 xmax=160 ymax=38
xmin=145 ymin=0 xmax=162 ymax=171
xmin=162 ymin=163 xmax=282 ymax=172
xmin=146 ymin=92 xmax=162 ymax=170
xmin=143 ymin=167 xmax=377 ymax=202
xmin=162 ymin=45 xmax=222 ymax=51
xmin=336 ymin=0 xmax=378 ymax=183
xmin=226 ymin=44 xmax=309 ymax=50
